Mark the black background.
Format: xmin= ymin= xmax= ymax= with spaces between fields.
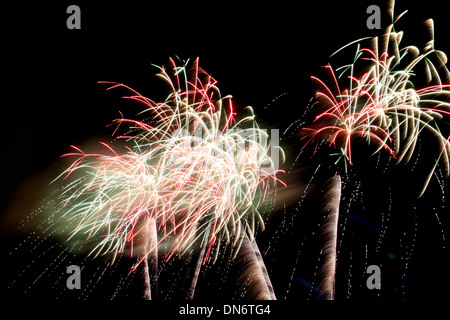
xmin=1 ymin=0 xmax=450 ymax=311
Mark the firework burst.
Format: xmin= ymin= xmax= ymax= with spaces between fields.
xmin=301 ymin=12 xmax=450 ymax=195
xmin=54 ymin=58 xmax=285 ymax=273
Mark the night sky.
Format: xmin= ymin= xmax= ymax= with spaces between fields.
xmin=1 ymin=0 xmax=449 ymax=314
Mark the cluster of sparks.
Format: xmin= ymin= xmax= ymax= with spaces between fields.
xmin=301 ymin=14 xmax=450 ymax=195
xmin=55 ymin=58 xmax=284 ymax=267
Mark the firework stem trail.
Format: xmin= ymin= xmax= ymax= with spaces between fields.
xmin=187 ymin=235 xmax=208 ymax=300
xmin=143 ymin=253 xmax=151 ymax=300
xmin=249 ymin=228 xmax=276 ymax=299
xmin=142 ymin=217 xmax=158 ymax=300
xmin=318 ymin=175 xmax=341 ymax=300
xmin=234 ymin=224 xmax=276 ymax=300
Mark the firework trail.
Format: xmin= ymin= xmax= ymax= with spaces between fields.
xmin=317 ymin=175 xmax=341 ymax=300
xmin=53 ymin=57 xmax=284 ymax=299
xmin=187 ymin=235 xmax=208 ymax=300
xmin=141 ymin=217 xmax=157 ymax=299
xmin=234 ymin=224 xmax=276 ymax=300
xmin=248 ymin=227 xmax=277 ymax=299
xmin=299 ymin=2 xmax=450 ymax=299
